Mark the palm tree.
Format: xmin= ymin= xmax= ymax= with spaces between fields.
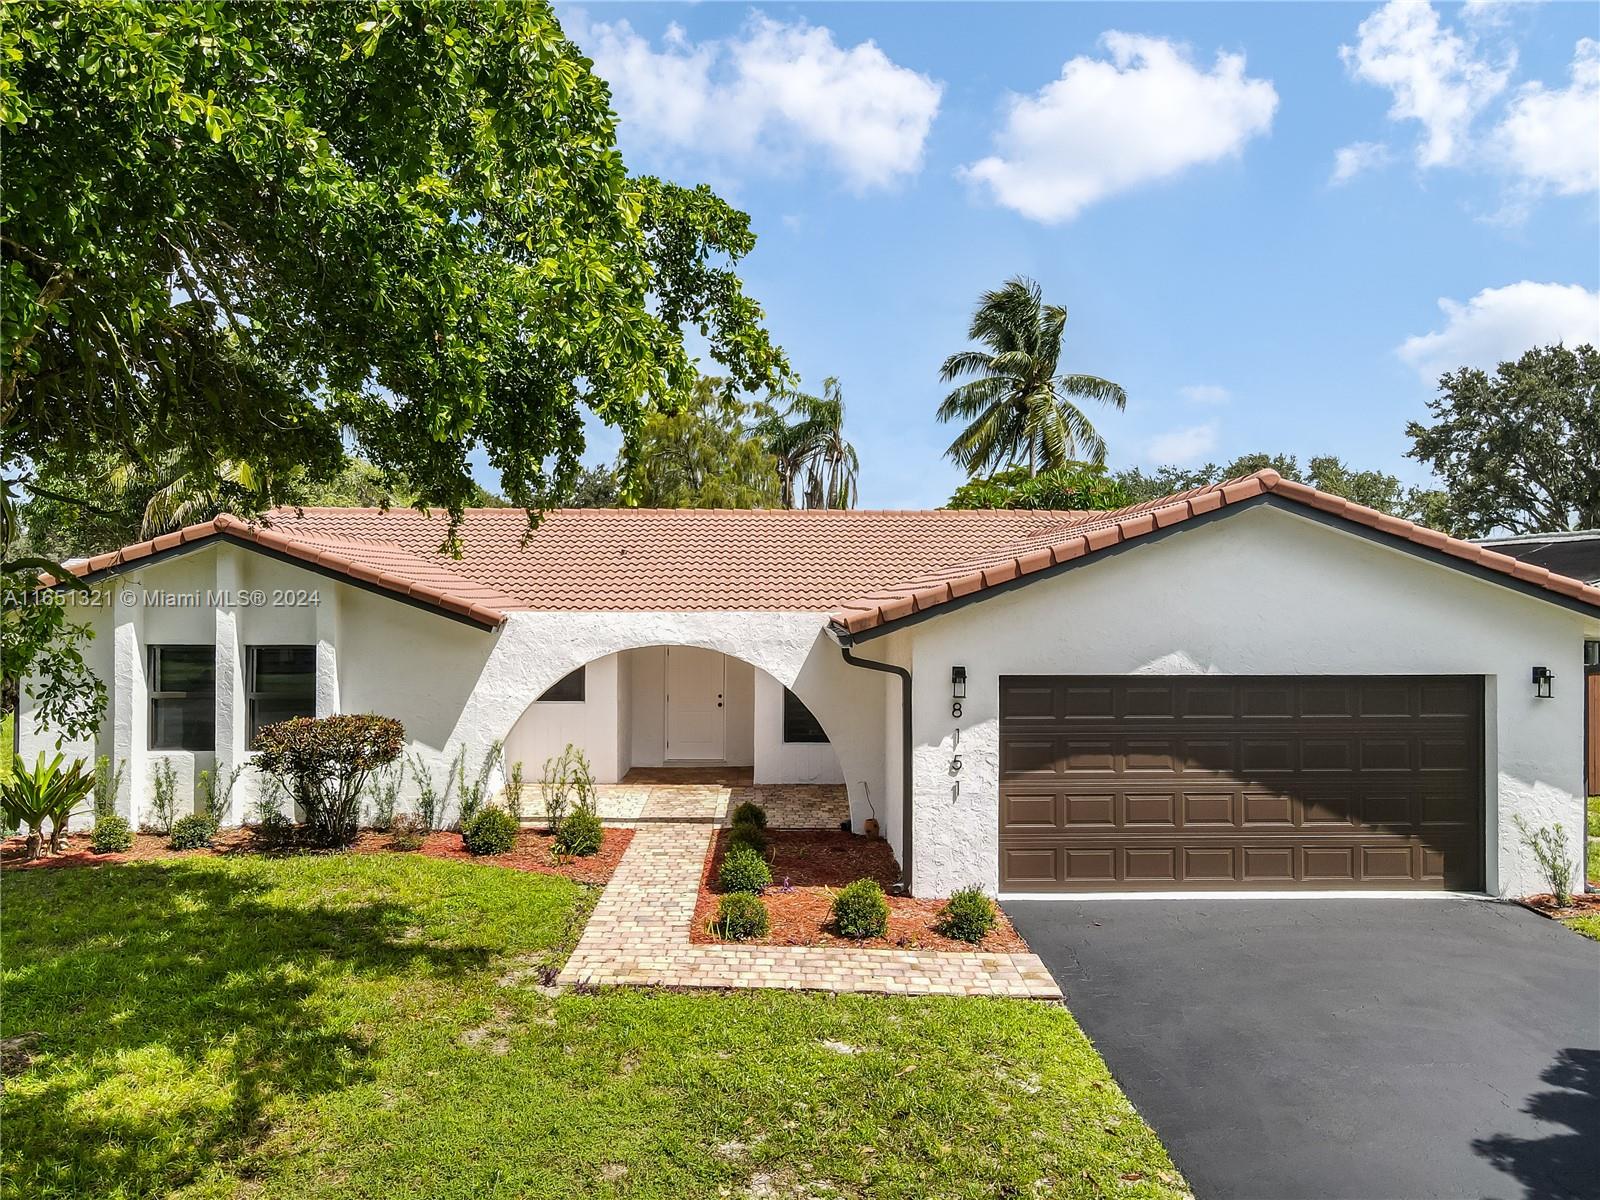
xmin=758 ymin=378 xmax=860 ymax=509
xmin=937 ymin=277 xmax=1126 ymax=475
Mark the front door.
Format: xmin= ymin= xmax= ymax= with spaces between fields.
xmin=665 ymin=647 xmax=725 ymax=761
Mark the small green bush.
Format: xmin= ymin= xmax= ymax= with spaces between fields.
xmin=90 ymin=815 xmax=134 ymax=854
xmin=832 ymin=878 xmax=889 ymax=940
xmin=936 ymin=886 xmax=998 ymax=943
xmin=554 ymin=806 xmax=603 ymax=857
xmin=718 ymin=844 xmax=772 ymax=895
xmin=170 ymin=814 xmax=219 ymax=851
xmin=716 ymin=892 xmax=770 ymax=941
xmin=462 ymin=807 xmax=518 ymax=856
xmin=729 ymin=800 xmax=767 ymax=828
xmin=727 ymin=820 xmax=768 ymax=856
xmin=389 ymin=814 xmax=426 ymax=851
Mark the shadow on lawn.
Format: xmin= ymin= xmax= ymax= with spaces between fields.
xmin=2 ymin=860 xmax=492 ymax=1195
xmin=1471 ymin=1048 xmax=1600 ymax=1200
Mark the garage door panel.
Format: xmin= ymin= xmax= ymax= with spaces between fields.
xmin=998 ymin=675 xmax=1483 ymax=892
xmin=1001 ymin=793 xmax=1058 ymax=828
xmin=1124 ymin=793 xmax=1177 ymax=826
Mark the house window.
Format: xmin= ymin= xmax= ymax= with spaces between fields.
xmin=538 ymin=666 xmax=586 ymax=703
xmin=248 ymin=646 xmax=317 ymax=741
xmin=149 ymin=645 xmax=216 ymax=751
xmin=782 ymin=688 xmax=828 ymax=743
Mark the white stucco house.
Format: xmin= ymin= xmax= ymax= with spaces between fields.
xmin=21 ymin=469 xmax=1600 ymax=898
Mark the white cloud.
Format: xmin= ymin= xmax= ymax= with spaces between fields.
xmin=1146 ymin=422 xmax=1220 ymax=464
xmin=1492 ymin=38 xmax=1600 ymax=195
xmin=1397 ymin=281 xmax=1600 ymax=381
xmin=961 ymin=32 xmax=1278 ymax=223
xmin=567 ymin=11 xmax=942 ymax=189
xmin=1179 ymin=384 xmax=1230 ymax=405
xmin=1329 ymin=139 xmax=1393 ymax=184
xmin=1340 ymin=1 xmax=1511 ymax=169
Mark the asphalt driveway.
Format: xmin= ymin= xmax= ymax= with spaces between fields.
xmin=1004 ymin=898 xmax=1599 ymax=1200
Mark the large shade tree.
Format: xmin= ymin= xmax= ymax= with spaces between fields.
xmin=1406 ymin=343 xmax=1599 ymax=536
xmin=1 ymin=1 xmax=787 ymax=736
xmin=937 ymin=277 xmax=1126 ymax=476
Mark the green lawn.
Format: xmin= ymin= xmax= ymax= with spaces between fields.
xmin=1587 ymin=798 xmax=1599 ymax=886
xmin=2 ymin=856 xmax=1185 ymax=1200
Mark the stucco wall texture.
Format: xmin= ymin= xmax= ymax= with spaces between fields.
xmin=20 ymin=503 xmax=1595 ymax=900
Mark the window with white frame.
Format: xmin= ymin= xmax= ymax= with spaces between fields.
xmin=247 ymin=645 xmax=317 ymax=742
xmin=148 ymin=645 xmax=216 ymax=751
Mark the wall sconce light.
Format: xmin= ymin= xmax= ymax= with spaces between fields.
xmin=952 ymin=665 xmax=967 ymax=700
xmin=1531 ymin=666 xmax=1554 ymax=699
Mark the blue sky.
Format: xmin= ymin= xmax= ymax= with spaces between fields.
xmin=541 ymin=1 xmax=1599 ymax=508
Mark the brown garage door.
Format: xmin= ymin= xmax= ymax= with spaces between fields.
xmin=999 ymin=676 xmax=1484 ymax=892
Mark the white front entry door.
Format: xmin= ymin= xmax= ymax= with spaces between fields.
xmin=665 ymin=647 xmax=726 ymax=761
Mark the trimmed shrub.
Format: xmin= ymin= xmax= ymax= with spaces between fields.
xmin=91 ymin=815 xmax=134 ymax=854
xmin=554 ymin=806 xmax=603 ymax=857
xmin=832 ymin=878 xmax=889 ymax=940
xmin=254 ymin=809 xmax=295 ymax=849
xmin=462 ymin=806 xmax=518 ymax=856
xmin=729 ymin=800 xmax=767 ymax=829
xmin=170 ymin=814 xmax=219 ymax=850
xmin=718 ymin=844 xmax=772 ymax=895
xmin=936 ymin=886 xmax=998 ymax=944
xmin=727 ymin=821 xmax=768 ymax=857
xmin=255 ymin=714 xmax=405 ymax=847
xmin=716 ymin=892 xmax=770 ymax=941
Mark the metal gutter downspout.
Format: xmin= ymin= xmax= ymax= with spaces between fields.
xmin=833 ymin=632 xmax=914 ymax=895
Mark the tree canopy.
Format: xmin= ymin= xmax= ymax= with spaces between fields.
xmin=1 ymin=0 xmax=786 ymax=526
xmin=938 ymin=277 xmax=1125 ymax=475
xmin=947 ymin=464 xmax=1130 ymax=511
xmin=1112 ymin=453 xmax=1449 ymax=527
xmin=622 ymin=377 xmax=781 ymax=509
xmin=1406 ymin=343 xmax=1599 ymax=536
xmin=2 ymin=1 xmax=787 ymax=738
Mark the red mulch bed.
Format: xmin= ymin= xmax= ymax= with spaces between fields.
xmin=1518 ymin=892 xmax=1600 ymax=920
xmin=691 ymin=828 xmax=1030 ymax=953
xmin=1 ymin=826 xmax=632 ymax=885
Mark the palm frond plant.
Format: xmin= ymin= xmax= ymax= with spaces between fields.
xmin=757 ymin=378 xmax=860 ymax=509
xmin=938 ymin=277 xmax=1126 ymax=476
xmin=3 ymin=752 xmax=96 ymax=860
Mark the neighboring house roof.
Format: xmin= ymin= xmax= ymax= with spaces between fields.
xmin=828 ymin=470 xmax=1600 ymax=636
xmin=1474 ymin=529 xmax=1600 ymax=585
xmin=51 ymin=471 xmax=1600 ymax=634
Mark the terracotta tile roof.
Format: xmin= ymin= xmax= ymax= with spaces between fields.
xmin=56 ymin=507 xmax=1080 ymax=624
xmin=263 ymin=505 xmax=1080 ymax=613
xmin=829 ymin=469 xmax=1600 ymax=634
xmin=58 ymin=515 xmax=524 ymax=627
xmin=51 ymin=473 xmax=1600 ymax=631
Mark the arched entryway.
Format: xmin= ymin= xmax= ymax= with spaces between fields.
xmin=497 ymin=643 xmax=852 ymax=829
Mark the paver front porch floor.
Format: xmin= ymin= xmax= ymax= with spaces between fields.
xmin=557 ymin=784 xmax=1061 ymax=1000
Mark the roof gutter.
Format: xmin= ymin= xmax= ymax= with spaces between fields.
xmin=832 ymin=630 xmax=914 ymax=896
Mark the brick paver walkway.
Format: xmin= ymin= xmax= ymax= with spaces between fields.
xmin=557 ymin=784 xmax=1062 ymax=1000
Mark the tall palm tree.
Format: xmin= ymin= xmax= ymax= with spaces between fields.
xmin=937 ymin=277 xmax=1126 ymax=476
xmin=758 ymin=378 xmax=860 ymax=509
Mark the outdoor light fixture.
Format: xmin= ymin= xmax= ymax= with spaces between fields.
xmin=1531 ymin=666 xmax=1554 ymax=699
xmin=952 ymin=665 xmax=967 ymax=700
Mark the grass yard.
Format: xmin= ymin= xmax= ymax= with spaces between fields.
xmin=1587 ymin=798 xmax=1599 ymax=887
xmin=2 ymin=855 xmax=1185 ymax=1200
